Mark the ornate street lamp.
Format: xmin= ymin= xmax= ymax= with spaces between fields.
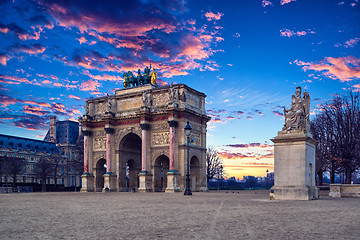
xmin=184 ymin=121 xmax=192 ymax=195
xmin=266 ymin=169 xmax=269 ymax=190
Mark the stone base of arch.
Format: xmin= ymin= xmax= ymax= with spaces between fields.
xmin=138 ymin=171 xmax=153 ymax=192
xmin=103 ymin=173 xmax=117 ymax=192
xmin=165 ymin=170 xmax=180 ymax=192
xmin=80 ymin=174 xmax=94 ymax=192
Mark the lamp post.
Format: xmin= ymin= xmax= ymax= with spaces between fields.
xmin=184 ymin=121 xmax=192 ymax=195
xmin=266 ymin=169 xmax=269 ymax=190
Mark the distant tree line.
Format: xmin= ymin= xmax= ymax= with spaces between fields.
xmin=310 ymin=91 xmax=360 ymax=185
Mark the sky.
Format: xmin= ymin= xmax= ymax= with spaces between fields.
xmin=0 ymin=0 xmax=359 ymax=180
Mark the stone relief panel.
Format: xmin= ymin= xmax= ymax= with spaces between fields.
xmin=152 ymin=132 xmax=170 ymax=146
xmin=191 ymin=133 xmax=201 ymax=146
xmin=93 ymin=131 xmax=105 ymax=137
xmin=151 ymin=122 xmax=169 ymax=132
xmin=116 ymin=97 xmax=142 ymax=111
xmin=187 ymin=93 xmax=200 ymax=109
xmin=94 ymin=101 xmax=106 ymax=115
xmin=152 ymin=92 xmax=169 ymax=107
xmin=93 ymin=137 xmax=106 ymax=150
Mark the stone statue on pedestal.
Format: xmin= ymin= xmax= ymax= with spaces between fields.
xmin=282 ymin=86 xmax=310 ymax=132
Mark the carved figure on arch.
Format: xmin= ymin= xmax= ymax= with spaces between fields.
xmin=282 ymin=86 xmax=310 ymax=131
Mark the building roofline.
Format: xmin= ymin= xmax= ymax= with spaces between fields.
xmin=0 ymin=133 xmax=57 ymax=145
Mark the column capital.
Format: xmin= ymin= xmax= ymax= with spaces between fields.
xmin=83 ymin=130 xmax=92 ymax=136
xmin=168 ymin=120 xmax=178 ymax=128
xmin=104 ymin=127 xmax=114 ymax=134
xmin=140 ymin=123 xmax=150 ymax=130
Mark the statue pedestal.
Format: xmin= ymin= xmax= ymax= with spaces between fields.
xmin=165 ymin=170 xmax=180 ymax=192
xmin=103 ymin=173 xmax=117 ymax=192
xmin=138 ymin=171 xmax=152 ymax=192
xmin=80 ymin=173 xmax=94 ymax=192
xmin=270 ymin=130 xmax=319 ymax=200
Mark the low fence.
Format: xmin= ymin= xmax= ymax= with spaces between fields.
xmin=329 ymin=184 xmax=360 ymax=198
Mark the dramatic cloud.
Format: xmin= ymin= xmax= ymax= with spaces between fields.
xmin=80 ymin=79 xmax=101 ymax=93
xmin=0 ymin=74 xmax=32 ymax=85
xmin=280 ymin=29 xmax=315 ymax=37
xmin=0 ymin=22 xmax=40 ymax=41
xmin=204 ymin=11 xmax=224 ymax=21
xmin=280 ymin=0 xmax=296 ymax=5
xmin=294 ymin=56 xmax=360 ymax=82
xmin=36 ymin=0 xmax=223 ymax=78
xmin=10 ymin=43 xmax=46 ymax=55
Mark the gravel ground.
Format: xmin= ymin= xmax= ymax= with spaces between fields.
xmin=0 ymin=190 xmax=359 ymax=240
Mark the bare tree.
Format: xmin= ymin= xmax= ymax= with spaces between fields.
xmin=34 ymin=157 xmax=53 ymax=192
xmin=311 ymin=92 xmax=360 ymax=184
xmin=0 ymin=156 xmax=25 ymax=188
xmin=206 ymin=147 xmax=223 ymax=186
xmin=73 ymin=133 xmax=84 ymax=191
xmin=50 ymin=154 xmax=64 ymax=191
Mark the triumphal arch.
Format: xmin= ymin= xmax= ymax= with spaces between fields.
xmin=80 ymin=81 xmax=210 ymax=192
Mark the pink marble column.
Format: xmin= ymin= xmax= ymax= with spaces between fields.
xmin=83 ymin=130 xmax=92 ymax=174
xmin=104 ymin=127 xmax=114 ymax=173
xmin=140 ymin=123 xmax=150 ymax=172
xmin=168 ymin=120 xmax=178 ymax=171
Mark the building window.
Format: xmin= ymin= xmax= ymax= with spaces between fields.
xmin=61 ymin=167 xmax=64 ymax=175
xmin=62 ymin=178 xmax=64 ymax=185
xmin=31 ymin=165 xmax=34 ymax=173
xmin=71 ymin=176 xmax=74 ymax=186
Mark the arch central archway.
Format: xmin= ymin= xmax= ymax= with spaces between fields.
xmin=118 ymin=133 xmax=141 ymax=192
xmin=154 ymin=155 xmax=170 ymax=192
xmin=95 ymin=158 xmax=106 ymax=192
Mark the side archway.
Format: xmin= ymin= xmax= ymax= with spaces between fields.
xmin=95 ymin=158 xmax=106 ymax=192
xmin=118 ymin=133 xmax=141 ymax=191
xmin=153 ymin=155 xmax=169 ymax=192
xmin=190 ymin=156 xmax=201 ymax=192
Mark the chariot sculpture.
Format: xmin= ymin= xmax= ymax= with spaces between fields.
xmin=123 ymin=64 xmax=158 ymax=88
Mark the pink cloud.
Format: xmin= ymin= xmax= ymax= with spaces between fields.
xmin=0 ymin=53 xmax=9 ymax=66
xmin=262 ymin=1 xmax=273 ymax=7
xmin=77 ymin=36 xmax=87 ymax=44
xmin=344 ymin=38 xmax=360 ymax=48
xmin=280 ymin=0 xmax=296 ymax=5
xmin=80 ymin=79 xmax=101 ymax=92
xmin=0 ymin=75 xmax=32 ymax=85
xmin=280 ymin=29 xmax=315 ymax=37
xmin=12 ymin=43 xmax=46 ymax=55
xmin=204 ymin=11 xmax=224 ymax=21
xmin=294 ymin=56 xmax=360 ymax=82
xmin=69 ymin=95 xmax=81 ymax=100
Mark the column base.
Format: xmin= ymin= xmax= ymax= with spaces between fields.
xmin=165 ymin=171 xmax=181 ymax=192
xmin=269 ymin=185 xmax=319 ymax=200
xmin=103 ymin=173 xmax=117 ymax=192
xmin=138 ymin=172 xmax=153 ymax=192
xmin=80 ymin=174 xmax=94 ymax=192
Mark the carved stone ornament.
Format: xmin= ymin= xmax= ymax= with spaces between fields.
xmin=152 ymin=132 xmax=170 ymax=145
xmin=93 ymin=137 xmax=106 ymax=150
xmin=152 ymin=123 xmax=169 ymax=132
xmin=282 ymin=86 xmax=310 ymax=131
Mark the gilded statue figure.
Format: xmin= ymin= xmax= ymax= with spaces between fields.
xmin=282 ymin=86 xmax=310 ymax=131
xmin=150 ymin=68 xmax=158 ymax=86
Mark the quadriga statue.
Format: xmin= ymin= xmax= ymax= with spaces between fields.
xmin=282 ymin=86 xmax=310 ymax=131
